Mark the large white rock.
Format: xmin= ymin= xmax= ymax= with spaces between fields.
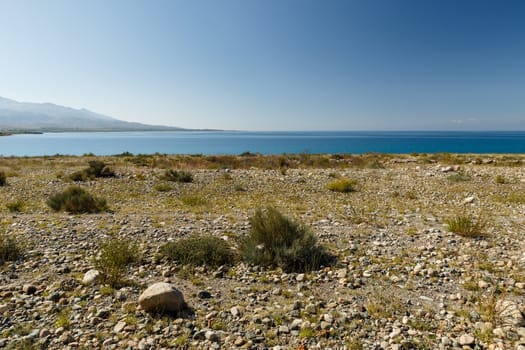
xmin=138 ymin=282 xmax=185 ymax=313
xmin=82 ymin=269 xmax=100 ymax=285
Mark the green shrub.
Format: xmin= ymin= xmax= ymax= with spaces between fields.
xmin=160 ymin=235 xmax=234 ymax=268
xmin=0 ymin=171 xmax=6 ymax=186
xmin=181 ymin=195 xmax=206 ymax=206
xmin=161 ymin=170 xmax=193 ymax=183
xmin=447 ymin=172 xmax=471 ymax=182
xmin=446 ymin=215 xmax=485 ymax=237
xmin=6 ymin=200 xmax=24 ymax=213
xmin=240 ymin=207 xmax=332 ymax=272
xmin=0 ymin=233 xmax=23 ymax=265
xmin=47 ymin=186 xmax=108 ymax=213
xmin=495 ymin=175 xmax=506 ymax=184
xmin=69 ymin=161 xmax=115 ymax=181
xmin=94 ymin=237 xmax=140 ymax=287
xmin=154 ymin=183 xmax=172 ymax=192
xmin=327 ymin=178 xmax=357 ymax=193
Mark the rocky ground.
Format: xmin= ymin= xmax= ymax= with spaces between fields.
xmin=1 ymin=153 xmax=525 ymax=349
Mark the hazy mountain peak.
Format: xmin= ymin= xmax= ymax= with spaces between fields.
xmin=0 ymin=96 xmax=183 ymax=132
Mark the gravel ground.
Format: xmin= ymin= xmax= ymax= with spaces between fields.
xmin=0 ymin=154 xmax=525 ymax=349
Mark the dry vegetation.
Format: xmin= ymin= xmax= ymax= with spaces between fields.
xmin=1 ymin=152 xmax=525 ymax=349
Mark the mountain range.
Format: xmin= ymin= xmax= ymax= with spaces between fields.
xmin=0 ymin=96 xmax=184 ymax=132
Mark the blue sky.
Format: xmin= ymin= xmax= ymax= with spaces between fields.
xmin=0 ymin=0 xmax=524 ymax=130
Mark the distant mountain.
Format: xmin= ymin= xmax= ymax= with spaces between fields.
xmin=0 ymin=96 xmax=185 ymax=132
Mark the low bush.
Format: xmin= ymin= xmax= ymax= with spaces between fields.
xmin=181 ymin=195 xmax=206 ymax=206
xmin=154 ymin=183 xmax=172 ymax=192
xmin=447 ymin=172 xmax=471 ymax=182
xmin=0 ymin=171 xmax=6 ymax=186
xmin=327 ymin=178 xmax=357 ymax=193
xmin=6 ymin=200 xmax=24 ymax=213
xmin=47 ymin=186 xmax=108 ymax=214
xmin=94 ymin=237 xmax=140 ymax=287
xmin=446 ymin=215 xmax=485 ymax=237
xmin=161 ymin=235 xmax=234 ymax=268
xmin=161 ymin=170 xmax=193 ymax=183
xmin=0 ymin=233 xmax=23 ymax=265
xmin=69 ymin=161 xmax=115 ymax=181
xmin=240 ymin=207 xmax=332 ymax=272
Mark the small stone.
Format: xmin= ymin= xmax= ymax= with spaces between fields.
xmin=278 ymin=325 xmax=290 ymax=334
xmin=23 ymin=284 xmax=37 ymax=295
xmin=458 ymin=334 xmax=475 ymax=346
xmin=198 ymin=290 xmax=212 ymax=299
xmin=463 ymin=196 xmax=475 ymax=204
xmin=114 ymin=321 xmax=126 ymax=333
xmin=230 ymin=306 xmax=241 ymax=317
xmin=296 ymin=274 xmax=305 ymax=282
xmin=290 ymin=319 xmax=302 ymax=330
xmin=478 ymin=280 xmax=489 ymax=289
xmin=205 ymin=330 xmax=219 ymax=342
xmin=82 ymin=269 xmax=100 ymax=285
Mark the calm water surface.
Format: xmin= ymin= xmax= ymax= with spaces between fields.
xmin=1 ymin=131 xmax=525 ymax=156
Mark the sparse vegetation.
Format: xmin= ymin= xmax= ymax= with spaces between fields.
xmin=181 ymin=195 xmax=206 ymax=206
xmin=327 ymin=177 xmax=357 ymax=193
xmin=47 ymin=186 xmax=108 ymax=213
xmin=154 ymin=183 xmax=172 ymax=192
xmin=240 ymin=207 xmax=332 ymax=272
xmin=446 ymin=215 xmax=485 ymax=237
xmin=6 ymin=200 xmax=24 ymax=213
xmin=160 ymin=235 xmax=234 ymax=268
xmin=69 ymin=160 xmax=116 ymax=181
xmin=447 ymin=172 xmax=471 ymax=182
xmin=94 ymin=237 xmax=140 ymax=287
xmin=495 ymin=175 xmax=506 ymax=184
xmin=161 ymin=169 xmax=193 ymax=183
xmin=0 ymin=232 xmax=23 ymax=265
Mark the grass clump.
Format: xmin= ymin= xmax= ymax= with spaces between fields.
xmin=240 ymin=207 xmax=332 ymax=272
xmin=94 ymin=237 xmax=140 ymax=287
xmin=446 ymin=215 xmax=485 ymax=237
xmin=447 ymin=172 xmax=471 ymax=182
xmin=154 ymin=183 xmax=172 ymax=192
xmin=181 ymin=195 xmax=206 ymax=206
xmin=160 ymin=235 xmax=234 ymax=268
xmin=0 ymin=232 xmax=23 ymax=265
xmin=69 ymin=160 xmax=116 ymax=181
xmin=6 ymin=200 xmax=24 ymax=213
xmin=47 ymin=186 xmax=108 ymax=214
xmin=327 ymin=178 xmax=357 ymax=193
xmin=161 ymin=169 xmax=193 ymax=183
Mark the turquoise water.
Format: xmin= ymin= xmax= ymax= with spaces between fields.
xmin=1 ymin=131 xmax=525 ymax=156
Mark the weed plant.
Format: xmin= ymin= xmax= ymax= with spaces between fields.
xmin=446 ymin=215 xmax=485 ymax=237
xmin=94 ymin=237 xmax=140 ymax=287
xmin=161 ymin=235 xmax=234 ymax=268
xmin=48 ymin=186 xmax=108 ymax=214
xmin=161 ymin=170 xmax=193 ymax=183
xmin=240 ymin=207 xmax=332 ymax=272
xmin=327 ymin=178 xmax=357 ymax=193
xmin=0 ymin=232 xmax=23 ymax=265
xmin=0 ymin=171 xmax=6 ymax=186
xmin=69 ymin=161 xmax=115 ymax=181
xmin=447 ymin=172 xmax=472 ymax=182
xmin=6 ymin=201 xmax=24 ymax=213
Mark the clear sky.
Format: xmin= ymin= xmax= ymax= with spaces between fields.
xmin=0 ymin=0 xmax=524 ymax=131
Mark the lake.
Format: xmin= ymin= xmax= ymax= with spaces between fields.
xmin=1 ymin=131 xmax=525 ymax=156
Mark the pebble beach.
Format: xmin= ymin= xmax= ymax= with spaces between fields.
xmin=1 ymin=153 xmax=525 ymax=349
